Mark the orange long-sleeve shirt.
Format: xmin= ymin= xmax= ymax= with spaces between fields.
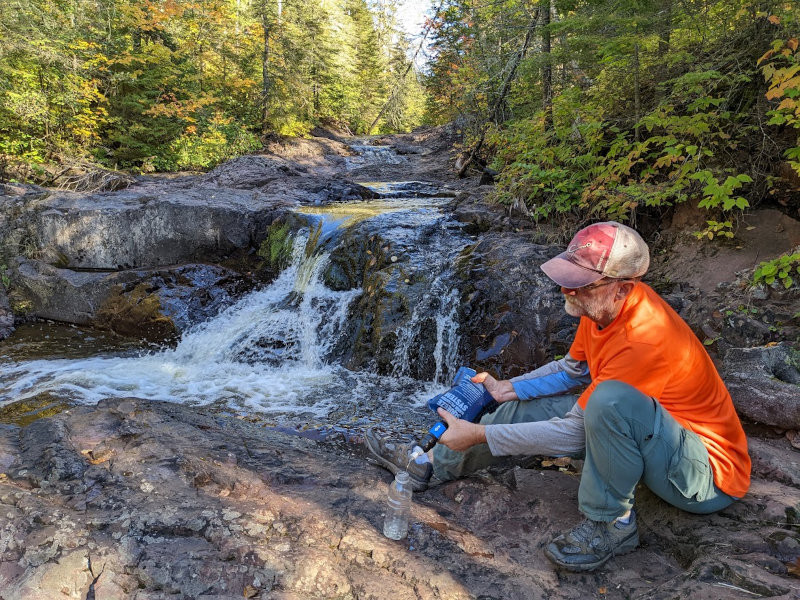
xmin=569 ymin=282 xmax=751 ymax=498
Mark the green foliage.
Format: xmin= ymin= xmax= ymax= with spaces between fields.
xmin=759 ymin=36 xmax=800 ymax=176
xmin=487 ymin=100 xmax=602 ymax=220
xmin=753 ymin=252 xmax=800 ymax=290
xmin=425 ymin=0 xmax=799 ymax=231
xmin=0 ymin=0 xmax=426 ymax=176
xmin=693 ymin=220 xmax=734 ymax=241
xmin=258 ymin=221 xmax=293 ymax=273
xmin=158 ymin=115 xmax=261 ymax=172
xmin=0 ymin=265 xmax=9 ymax=289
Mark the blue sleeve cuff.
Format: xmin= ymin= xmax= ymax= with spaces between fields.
xmin=511 ymin=369 xmax=590 ymax=400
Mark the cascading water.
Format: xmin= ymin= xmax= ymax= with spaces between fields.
xmin=0 ymin=232 xmax=360 ymax=414
xmin=0 ymin=170 xmax=473 ymax=435
xmin=345 ymin=144 xmax=407 ymax=170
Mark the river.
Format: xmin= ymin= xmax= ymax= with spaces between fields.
xmin=0 ymin=164 xmax=473 ymax=441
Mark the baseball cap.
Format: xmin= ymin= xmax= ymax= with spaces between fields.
xmin=541 ymin=221 xmax=650 ymax=288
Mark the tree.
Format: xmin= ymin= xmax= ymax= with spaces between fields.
xmin=0 ymin=0 xmax=427 ymax=176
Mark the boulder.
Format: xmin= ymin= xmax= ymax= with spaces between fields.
xmin=722 ymin=343 xmax=800 ymax=429
xmin=2 ymin=185 xmax=289 ymax=270
xmin=454 ymin=232 xmax=573 ymax=378
xmin=10 ymin=258 xmax=250 ymax=339
xmin=0 ymin=282 xmax=14 ymax=340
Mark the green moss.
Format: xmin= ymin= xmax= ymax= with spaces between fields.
xmin=95 ymin=283 xmax=177 ymax=341
xmin=258 ymin=220 xmax=294 ymax=273
xmin=0 ymin=395 xmax=71 ymax=426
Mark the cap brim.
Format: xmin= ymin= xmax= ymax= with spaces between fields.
xmin=541 ymin=254 xmax=604 ymax=288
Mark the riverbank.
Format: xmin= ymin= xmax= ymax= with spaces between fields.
xmin=0 ymin=127 xmax=798 ymax=599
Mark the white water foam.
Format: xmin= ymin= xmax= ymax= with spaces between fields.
xmin=0 ymin=234 xmax=363 ymax=417
xmin=0 ymin=190 xmax=468 ymax=423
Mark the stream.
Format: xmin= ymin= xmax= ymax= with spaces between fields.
xmin=0 ymin=158 xmax=474 ymax=441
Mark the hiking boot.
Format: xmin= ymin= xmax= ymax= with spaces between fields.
xmin=544 ymin=512 xmax=639 ymax=572
xmin=364 ymin=429 xmax=433 ymax=492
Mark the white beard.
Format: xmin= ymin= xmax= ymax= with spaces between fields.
xmin=564 ymin=293 xmax=615 ymax=323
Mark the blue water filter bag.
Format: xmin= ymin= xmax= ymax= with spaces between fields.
xmin=415 ymin=367 xmax=499 ymax=452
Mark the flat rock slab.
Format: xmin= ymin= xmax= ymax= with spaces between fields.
xmin=0 ymin=399 xmax=797 ymax=599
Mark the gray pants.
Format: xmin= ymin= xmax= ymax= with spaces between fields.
xmin=432 ymin=380 xmax=736 ymax=521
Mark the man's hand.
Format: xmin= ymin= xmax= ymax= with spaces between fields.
xmin=437 ymin=408 xmax=487 ymax=452
xmin=471 ymin=372 xmax=518 ymax=403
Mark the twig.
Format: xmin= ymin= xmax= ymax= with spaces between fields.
xmin=711 ymin=582 xmax=762 ymax=597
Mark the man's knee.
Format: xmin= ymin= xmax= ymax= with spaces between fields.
xmin=584 ymin=380 xmax=653 ymax=423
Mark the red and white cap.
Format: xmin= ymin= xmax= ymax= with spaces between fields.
xmin=541 ymin=221 xmax=649 ymax=288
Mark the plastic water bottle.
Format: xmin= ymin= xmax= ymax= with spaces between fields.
xmin=383 ymin=471 xmax=413 ymax=540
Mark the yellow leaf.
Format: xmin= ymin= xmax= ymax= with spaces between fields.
xmin=768 ymin=15 xmax=781 ymax=25
xmin=758 ymin=49 xmax=776 ymax=65
xmin=789 ymin=38 xmax=799 ymax=52
xmin=766 ymin=87 xmax=784 ymax=100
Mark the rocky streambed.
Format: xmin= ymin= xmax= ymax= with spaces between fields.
xmin=0 ymin=126 xmax=798 ymax=599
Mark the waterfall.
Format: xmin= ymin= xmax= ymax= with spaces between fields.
xmin=391 ymin=275 xmax=460 ymax=385
xmin=0 ymin=184 xmax=470 ymax=428
xmin=345 ymin=144 xmax=407 ymax=170
xmin=0 ymin=232 xmax=360 ymax=415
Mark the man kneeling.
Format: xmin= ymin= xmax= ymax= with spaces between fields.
xmin=366 ymin=221 xmax=750 ymax=572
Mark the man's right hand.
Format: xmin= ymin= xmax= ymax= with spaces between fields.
xmin=471 ymin=371 xmax=519 ymax=403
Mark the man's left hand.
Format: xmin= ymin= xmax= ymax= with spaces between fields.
xmin=437 ymin=408 xmax=487 ymax=452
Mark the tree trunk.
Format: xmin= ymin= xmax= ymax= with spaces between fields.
xmin=541 ymin=0 xmax=553 ymax=132
xmin=655 ymin=0 xmax=672 ymax=101
xmin=261 ymin=11 xmax=271 ymax=135
xmin=459 ymin=11 xmax=540 ymax=177
xmin=634 ymin=41 xmax=641 ymax=141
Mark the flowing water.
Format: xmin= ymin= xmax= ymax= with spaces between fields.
xmin=0 ymin=151 xmax=472 ymax=437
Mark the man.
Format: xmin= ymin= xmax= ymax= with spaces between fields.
xmin=365 ymin=221 xmax=751 ymax=572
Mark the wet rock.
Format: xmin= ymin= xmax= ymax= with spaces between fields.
xmin=391 ymin=144 xmax=430 ymax=156
xmin=722 ymin=343 xmax=800 ymax=429
xmin=14 ymin=417 xmax=86 ymax=485
xmin=0 ymin=423 xmax=20 ymax=473
xmin=0 ymin=283 xmax=14 ymax=340
xmin=455 ymin=233 xmax=571 ymax=378
xmin=9 ymin=259 xmax=250 ymax=338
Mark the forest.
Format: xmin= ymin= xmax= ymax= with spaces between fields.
xmin=1 ymin=1 xmax=799 ymax=255
xmin=0 ymin=0 xmax=427 ymax=174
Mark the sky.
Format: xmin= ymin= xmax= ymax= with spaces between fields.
xmin=395 ymin=0 xmax=433 ymax=37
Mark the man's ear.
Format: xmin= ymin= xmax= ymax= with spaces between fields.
xmin=616 ymin=280 xmax=636 ymax=300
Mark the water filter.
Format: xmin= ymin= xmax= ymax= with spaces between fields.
xmin=413 ymin=366 xmax=499 ymax=455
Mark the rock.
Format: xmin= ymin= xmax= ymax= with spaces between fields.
xmin=0 ymin=282 xmax=14 ymax=339
xmin=0 ymin=398 xmax=798 ymax=599
xmin=391 ymin=144 xmax=430 ymax=156
xmin=455 ymin=232 xmax=572 ymax=378
xmin=9 ymin=259 xmax=250 ymax=338
xmin=749 ymin=436 xmax=800 ymax=487
xmin=0 ymin=185 xmax=289 ymax=270
xmin=722 ymin=343 xmax=800 ymax=429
